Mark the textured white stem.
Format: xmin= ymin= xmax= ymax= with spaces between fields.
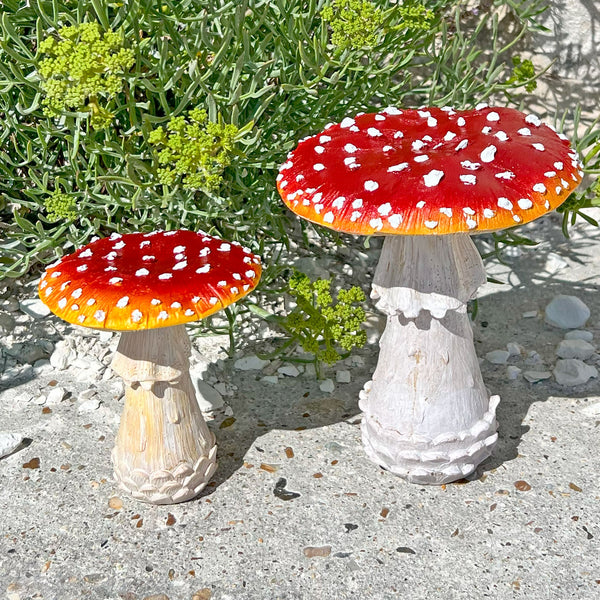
xmin=110 ymin=325 xmax=217 ymax=504
xmin=359 ymin=235 xmax=499 ymax=484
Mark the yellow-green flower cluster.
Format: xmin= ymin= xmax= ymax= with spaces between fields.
xmin=507 ymin=56 xmax=537 ymax=93
xmin=396 ymin=1 xmax=435 ymax=31
xmin=148 ymin=108 xmax=240 ymax=191
xmin=37 ymin=22 xmax=135 ymax=128
xmin=43 ymin=190 xmax=77 ymax=222
xmin=321 ymin=0 xmax=383 ymax=51
xmin=284 ymin=271 xmax=367 ymax=365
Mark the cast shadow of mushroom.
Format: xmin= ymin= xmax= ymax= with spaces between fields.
xmin=205 ymin=213 xmax=600 ymax=492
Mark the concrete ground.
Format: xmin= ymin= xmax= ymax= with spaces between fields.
xmin=1 ymin=206 xmax=600 ymax=600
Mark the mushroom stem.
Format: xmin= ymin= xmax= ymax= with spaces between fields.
xmin=110 ymin=325 xmax=217 ymax=504
xmin=359 ymin=234 xmax=499 ymax=484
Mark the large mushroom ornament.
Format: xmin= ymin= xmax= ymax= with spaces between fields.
xmin=39 ymin=229 xmax=261 ymax=503
xmin=277 ymin=105 xmax=583 ymax=484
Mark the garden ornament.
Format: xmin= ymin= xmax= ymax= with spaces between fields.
xmin=39 ymin=229 xmax=261 ymax=503
xmin=276 ymin=105 xmax=582 ymax=484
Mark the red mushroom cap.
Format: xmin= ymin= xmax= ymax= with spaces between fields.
xmin=38 ymin=230 xmax=262 ymax=331
xmin=277 ymin=106 xmax=583 ymax=235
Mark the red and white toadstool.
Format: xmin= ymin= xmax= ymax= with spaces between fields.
xmin=39 ymin=229 xmax=261 ymax=503
xmin=277 ymin=105 xmax=583 ymax=484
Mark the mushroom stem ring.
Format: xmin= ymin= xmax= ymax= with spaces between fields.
xmin=359 ymin=234 xmax=499 ymax=483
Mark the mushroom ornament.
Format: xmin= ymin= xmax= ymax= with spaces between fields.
xmin=39 ymin=229 xmax=261 ymax=503
xmin=277 ymin=106 xmax=583 ymax=484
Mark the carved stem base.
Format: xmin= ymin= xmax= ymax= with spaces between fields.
xmin=111 ymin=326 xmax=217 ymax=504
xmin=359 ymin=234 xmax=499 ymax=484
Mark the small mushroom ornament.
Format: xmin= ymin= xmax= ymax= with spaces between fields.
xmin=277 ymin=105 xmax=583 ymax=484
xmin=39 ymin=229 xmax=261 ymax=503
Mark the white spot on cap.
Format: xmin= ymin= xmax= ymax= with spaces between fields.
xmin=466 ymin=218 xmax=477 ymax=229
xmin=384 ymin=106 xmax=402 ymax=115
xmin=209 ymin=297 xmax=218 ymax=305
xmin=369 ymin=218 xmax=383 ymax=230
xmin=196 ymin=264 xmax=210 ymax=274
xmin=418 ymin=110 xmax=431 ymax=118
xmin=382 ymin=145 xmax=393 ymax=152
xmin=416 ymin=201 xmax=425 ymax=208
xmin=393 ymin=131 xmax=404 ymax=139
xmin=455 ymin=140 xmax=468 ymax=151
xmin=525 ymin=114 xmax=542 ymax=126
xmin=378 ymin=203 xmax=392 ymax=216
xmin=344 ymin=144 xmax=357 ymax=153
xmin=313 ymin=163 xmax=325 ymax=171
xmin=76 ymin=265 xmax=88 ymax=273
xmin=414 ymin=155 xmax=429 ymax=163
xmin=58 ymin=298 xmax=67 ymax=309
xmin=556 ymin=186 xmax=563 ymax=194
xmin=544 ymin=171 xmax=557 ymax=177
xmin=480 ymin=145 xmax=497 ymax=163
xmin=457 ymin=117 xmax=466 ymax=126
xmin=554 ymin=161 xmax=564 ymax=170
xmin=367 ymin=128 xmax=382 ymax=137
xmin=109 ymin=277 xmax=123 ymax=285
xmin=375 ymin=114 xmax=386 ymax=121
xmin=439 ymin=207 xmax=452 ymax=218
xmin=461 ymin=161 xmax=480 ymax=170
xmin=140 ymin=240 xmax=151 ymax=248
xmin=483 ymin=208 xmax=495 ymax=218
xmin=349 ymin=126 xmax=359 ymax=132
xmin=497 ymin=198 xmax=513 ymax=210
xmin=105 ymin=252 xmax=117 ymax=261
xmin=94 ymin=310 xmax=106 ymax=323
xmin=71 ymin=288 xmax=82 ymax=298
xmin=388 ymin=214 xmax=402 ymax=228
xmin=319 ymin=135 xmax=331 ymax=143
xmin=218 ymin=243 xmax=231 ymax=252
xmin=230 ymin=286 xmax=239 ymax=295
xmin=340 ymin=117 xmax=355 ymax=128
xmin=245 ymin=270 xmax=256 ymax=278
xmin=443 ymin=131 xmax=456 ymax=141
xmin=314 ymin=204 xmax=323 ymax=214
xmin=423 ymin=170 xmax=444 ymax=187
xmin=113 ymin=241 xmax=125 ymax=250
xmin=117 ymin=296 xmax=129 ymax=308
xmin=476 ymin=102 xmax=488 ymax=109
xmin=533 ymin=183 xmax=546 ymax=193
xmin=518 ymin=198 xmax=534 ymax=209
xmin=350 ymin=211 xmax=362 ymax=222
xmin=494 ymin=131 xmax=508 ymax=141
xmin=388 ymin=163 xmax=409 ymax=172
xmin=425 ymin=116 xmax=436 ymax=127
xmin=143 ymin=255 xmax=155 ymax=261
xmin=495 ymin=171 xmax=515 ymax=180
xmin=192 ymin=296 xmax=200 ymax=303
xmin=280 ymin=161 xmax=293 ymax=170
xmin=364 ymin=180 xmax=379 ymax=192
xmin=463 ymin=207 xmax=475 ymax=215
xmin=79 ymin=249 xmax=93 ymax=258
xmin=105 ymin=266 xmax=117 ymax=272
xmin=70 ymin=304 xmax=79 ymax=311
xmin=352 ymin=198 xmax=363 ymax=209
xmin=136 ymin=268 xmax=149 ymax=276
xmin=314 ymin=145 xmax=325 ymax=154
xmin=323 ymin=212 xmax=334 ymax=223
xmin=171 ymin=302 xmax=181 ymax=308
xmin=518 ymin=127 xmax=531 ymax=136
xmin=109 ymin=233 xmax=122 ymax=240
xmin=513 ymin=215 xmax=522 ymax=222
xmin=151 ymin=299 xmax=161 ymax=305
xmin=482 ymin=126 xmax=492 ymax=134
xmin=158 ymin=273 xmax=172 ymax=280
xmin=184 ymin=309 xmax=195 ymax=316
xmin=344 ymin=157 xmax=356 ymax=166
xmin=173 ymin=261 xmax=187 ymax=270
xmin=296 ymin=174 xmax=305 ymax=181
xmin=332 ymin=197 xmax=345 ymax=209
xmin=158 ymin=311 xmax=168 ymax=320
xmin=486 ymin=111 xmax=500 ymax=122
xmin=130 ymin=310 xmax=142 ymax=323
xmin=199 ymin=247 xmax=210 ymax=257
xmin=51 ymin=271 xmax=62 ymax=279
xmin=218 ymin=280 xmax=227 ymax=287
xmin=313 ymin=192 xmax=323 ymax=203
xmin=424 ymin=220 xmax=438 ymax=229
xmin=532 ymin=143 xmax=545 ymax=151
xmin=412 ymin=140 xmax=426 ymax=151
xmin=460 ymin=174 xmax=476 ymax=185
xmin=86 ymin=298 xmax=96 ymax=306
xmin=78 ymin=315 xmax=85 ymax=323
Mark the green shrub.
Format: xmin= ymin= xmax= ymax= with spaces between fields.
xmin=0 ymin=0 xmax=568 ymax=281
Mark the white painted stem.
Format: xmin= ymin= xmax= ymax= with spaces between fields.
xmin=110 ymin=325 xmax=217 ymax=504
xmin=359 ymin=234 xmax=499 ymax=484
